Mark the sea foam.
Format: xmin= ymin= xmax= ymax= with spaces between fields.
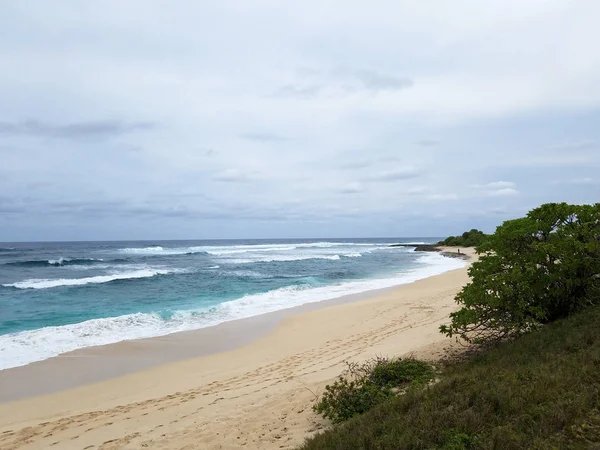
xmin=115 ymin=242 xmax=377 ymax=257
xmin=3 ymin=268 xmax=180 ymax=290
xmin=0 ymin=252 xmax=464 ymax=370
xmin=5 ymin=257 xmax=102 ymax=268
xmin=226 ymin=254 xmax=343 ymax=264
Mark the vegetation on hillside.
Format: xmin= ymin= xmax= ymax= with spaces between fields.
xmin=438 ymin=229 xmax=488 ymax=247
xmin=303 ymin=202 xmax=600 ymax=449
xmin=301 ymin=305 xmax=600 ymax=449
xmin=441 ymin=202 xmax=600 ymax=344
xmin=312 ymin=357 xmax=435 ymax=424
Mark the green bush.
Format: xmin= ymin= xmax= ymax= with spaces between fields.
xmin=313 ymin=377 xmax=394 ymax=424
xmin=313 ymin=357 xmax=434 ymax=423
xmin=440 ymin=429 xmax=479 ymax=450
xmin=368 ymin=358 xmax=435 ymax=386
xmin=441 ymin=202 xmax=600 ymax=343
xmin=438 ymin=229 xmax=488 ymax=248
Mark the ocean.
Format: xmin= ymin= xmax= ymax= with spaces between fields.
xmin=0 ymin=239 xmax=464 ymax=370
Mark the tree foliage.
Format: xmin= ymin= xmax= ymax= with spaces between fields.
xmin=439 ymin=229 xmax=488 ymax=247
xmin=440 ymin=202 xmax=600 ymax=343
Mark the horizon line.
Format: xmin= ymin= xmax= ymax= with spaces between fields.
xmin=0 ymin=236 xmax=446 ymax=245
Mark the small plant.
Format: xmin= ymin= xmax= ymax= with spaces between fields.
xmin=312 ymin=357 xmax=435 ymax=423
xmin=369 ymin=358 xmax=435 ymax=386
xmin=440 ymin=429 xmax=479 ymax=450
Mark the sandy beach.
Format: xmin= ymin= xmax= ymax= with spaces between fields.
xmin=0 ymin=247 xmax=474 ymax=450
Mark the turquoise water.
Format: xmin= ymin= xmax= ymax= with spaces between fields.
xmin=0 ymin=238 xmax=464 ymax=370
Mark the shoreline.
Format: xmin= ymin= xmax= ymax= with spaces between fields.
xmin=0 ymin=281 xmax=420 ymax=402
xmin=0 ymin=247 xmax=475 ymax=450
xmin=0 ymin=249 xmax=468 ymax=401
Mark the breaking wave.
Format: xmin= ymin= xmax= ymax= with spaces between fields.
xmin=0 ymin=252 xmax=463 ymax=369
xmin=5 ymin=258 xmax=103 ymax=268
xmin=3 ymin=268 xmax=182 ymax=290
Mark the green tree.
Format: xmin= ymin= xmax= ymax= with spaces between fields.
xmin=439 ymin=229 xmax=488 ymax=247
xmin=440 ymin=203 xmax=600 ymax=343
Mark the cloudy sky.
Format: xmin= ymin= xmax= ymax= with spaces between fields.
xmin=1 ymin=1 xmax=599 ymax=241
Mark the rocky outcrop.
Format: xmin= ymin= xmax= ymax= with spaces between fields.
xmin=388 ymin=243 xmax=470 ymax=260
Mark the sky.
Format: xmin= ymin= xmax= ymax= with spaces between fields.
xmin=1 ymin=1 xmax=599 ymax=241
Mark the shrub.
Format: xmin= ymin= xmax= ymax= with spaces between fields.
xmin=313 ymin=377 xmax=394 ymax=424
xmin=368 ymin=358 xmax=435 ymax=386
xmin=312 ymin=357 xmax=434 ymax=423
xmin=440 ymin=202 xmax=600 ymax=343
xmin=438 ymin=229 xmax=488 ymax=248
xmin=440 ymin=429 xmax=479 ymax=450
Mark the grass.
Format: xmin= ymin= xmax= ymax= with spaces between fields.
xmin=300 ymin=305 xmax=600 ymax=449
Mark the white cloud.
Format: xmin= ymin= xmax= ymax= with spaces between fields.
xmin=486 ymin=181 xmax=516 ymax=190
xmin=471 ymin=181 xmax=519 ymax=198
xmin=212 ymin=169 xmax=250 ymax=182
xmin=488 ymin=188 xmax=519 ymax=197
xmin=428 ymin=193 xmax=459 ymax=201
xmin=551 ymin=140 xmax=597 ymax=152
xmin=365 ymin=167 xmax=421 ymax=182
xmin=404 ymin=187 xmax=457 ymax=201
xmin=562 ymin=177 xmax=598 ymax=185
xmin=416 ymin=139 xmax=439 ymax=147
xmin=473 ymin=181 xmax=516 ymax=190
xmin=406 ymin=186 xmax=431 ymax=195
xmin=339 ymin=160 xmax=373 ymax=170
xmin=338 ymin=182 xmax=365 ymax=194
xmin=0 ymin=1 xmax=599 ymax=239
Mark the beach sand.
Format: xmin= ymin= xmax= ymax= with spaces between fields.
xmin=0 ymin=247 xmax=475 ymax=450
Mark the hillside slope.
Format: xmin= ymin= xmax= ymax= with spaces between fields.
xmin=301 ymin=305 xmax=600 ymax=449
